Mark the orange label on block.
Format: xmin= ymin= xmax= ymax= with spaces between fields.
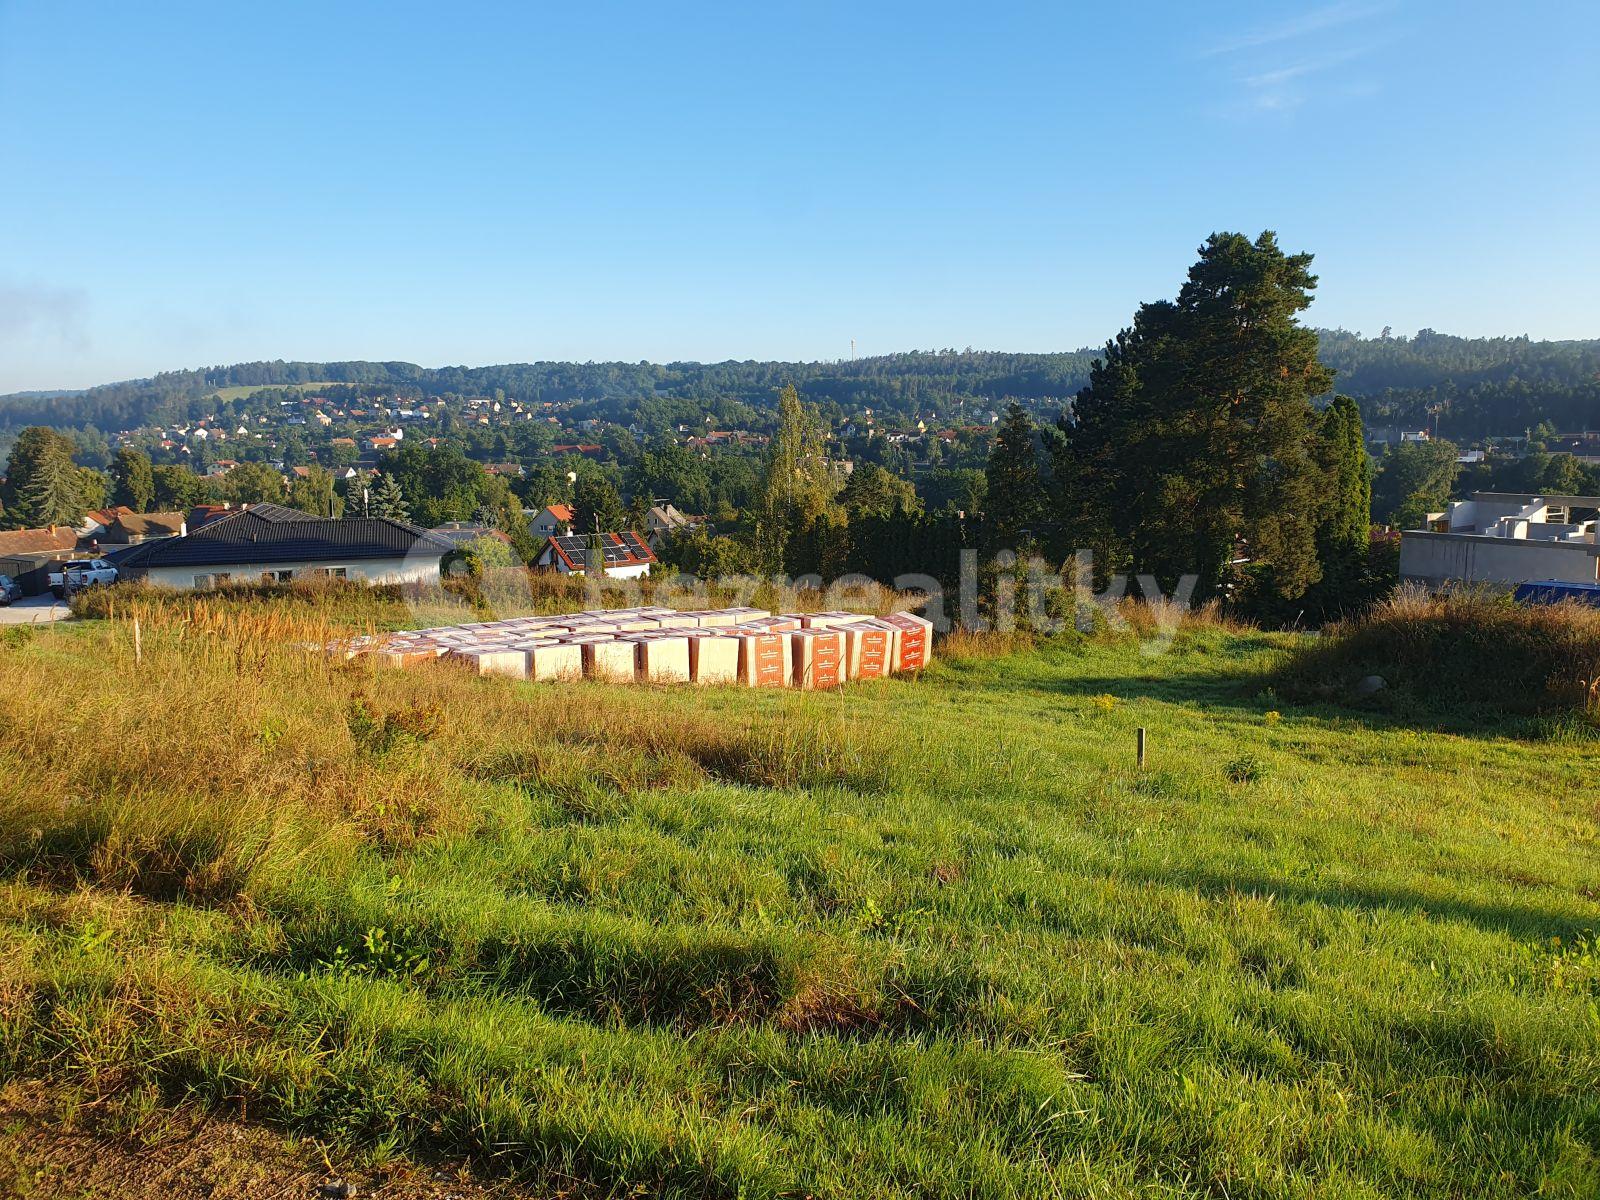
xmin=748 ymin=634 xmax=786 ymax=687
xmin=807 ymin=633 xmax=842 ymax=687
xmin=856 ymin=629 xmax=889 ymax=677
xmin=898 ymin=632 xmax=926 ymax=670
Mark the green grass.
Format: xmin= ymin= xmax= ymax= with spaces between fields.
xmin=0 ymin=604 xmax=1597 ymax=1198
xmin=209 ymin=380 xmax=339 ymax=403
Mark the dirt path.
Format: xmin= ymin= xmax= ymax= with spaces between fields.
xmin=0 ymin=1083 xmax=546 ymax=1199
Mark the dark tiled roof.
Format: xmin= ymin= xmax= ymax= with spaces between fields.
xmin=237 ymin=502 xmax=322 ymax=523
xmin=115 ymin=508 xmax=454 ymax=569
xmin=544 ymin=531 xmax=656 ymax=571
xmin=432 ymin=523 xmax=511 ymax=547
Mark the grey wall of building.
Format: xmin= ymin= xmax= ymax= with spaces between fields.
xmin=1399 ymin=532 xmax=1600 ymax=590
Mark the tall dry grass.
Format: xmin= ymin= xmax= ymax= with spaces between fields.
xmin=0 ymin=593 xmax=899 ymax=902
xmin=1281 ymin=586 xmax=1600 ymax=714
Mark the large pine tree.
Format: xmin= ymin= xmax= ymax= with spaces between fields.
xmin=1060 ymin=232 xmax=1334 ymax=601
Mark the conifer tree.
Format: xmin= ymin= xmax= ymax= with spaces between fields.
xmin=0 ymin=428 xmax=87 ymax=528
xmin=984 ymin=402 xmax=1046 ymax=550
xmin=1316 ymin=395 xmax=1371 ymax=578
xmin=1061 ymin=232 xmax=1334 ymax=602
xmin=367 ymin=472 xmax=410 ymax=523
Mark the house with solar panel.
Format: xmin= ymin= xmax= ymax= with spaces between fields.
xmin=535 ymin=531 xmax=657 ymax=579
xmin=109 ymin=503 xmax=455 ymax=589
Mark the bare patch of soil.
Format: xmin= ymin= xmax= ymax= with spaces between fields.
xmin=0 ymin=1081 xmax=545 ymax=1200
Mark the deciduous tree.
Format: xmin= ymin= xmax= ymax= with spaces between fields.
xmin=111 ymin=447 xmax=155 ymax=511
xmin=754 ymin=385 xmax=841 ymax=574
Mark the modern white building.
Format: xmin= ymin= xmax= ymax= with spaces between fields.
xmin=112 ymin=503 xmax=453 ymax=589
xmin=1399 ymin=492 xmax=1600 ymax=590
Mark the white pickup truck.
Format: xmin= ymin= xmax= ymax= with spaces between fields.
xmin=48 ymin=558 xmax=119 ymax=598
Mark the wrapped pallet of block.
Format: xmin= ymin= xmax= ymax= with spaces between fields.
xmin=610 ymin=616 xmax=660 ymax=632
xmin=446 ymin=646 xmax=529 ymax=679
xmin=635 ymin=635 xmax=692 ymax=683
xmin=841 ymin=622 xmax=892 ymax=680
xmin=790 ymin=628 xmax=844 ymax=689
xmin=863 ymin=618 xmax=901 ymax=673
xmin=720 ymin=607 xmax=771 ymax=624
xmin=525 ymin=641 xmax=584 ymax=682
xmin=735 ymin=630 xmax=791 ymax=687
xmin=690 ymin=610 xmax=739 ymax=628
xmin=378 ymin=647 xmax=434 ymax=669
xmin=582 ymin=639 xmax=638 ymax=682
xmin=688 ymin=633 xmax=741 ymax=684
xmin=737 ymin=615 xmax=802 ymax=633
xmin=387 ymin=639 xmax=449 ymax=667
xmin=879 ymin=612 xmax=933 ymax=672
xmin=800 ymin=610 xmax=872 ymax=629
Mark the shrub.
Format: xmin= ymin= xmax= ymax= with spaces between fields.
xmin=1279 ymin=587 xmax=1600 ymax=714
xmin=1225 ymin=754 xmax=1266 ymax=784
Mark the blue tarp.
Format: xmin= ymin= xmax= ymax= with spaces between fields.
xmin=1513 ymin=580 xmax=1600 ymax=607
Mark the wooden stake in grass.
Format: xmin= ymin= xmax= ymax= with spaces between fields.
xmin=1137 ymin=726 xmax=1147 ymax=770
xmin=133 ymin=617 xmax=142 ymax=668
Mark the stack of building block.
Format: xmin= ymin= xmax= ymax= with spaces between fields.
xmin=344 ymin=606 xmax=933 ymax=687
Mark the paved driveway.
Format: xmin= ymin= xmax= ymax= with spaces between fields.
xmin=0 ymin=595 xmax=72 ymax=624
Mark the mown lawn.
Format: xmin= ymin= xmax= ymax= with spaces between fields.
xmin=0 ymin=607 xmax=1596 ymax=1198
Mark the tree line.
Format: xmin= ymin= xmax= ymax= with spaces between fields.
xmin=6 ymin=329 xmax=1599 ymax=441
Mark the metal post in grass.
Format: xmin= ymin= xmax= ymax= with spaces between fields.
xmin=1137 ymin=726 xmax=1147 ymax=770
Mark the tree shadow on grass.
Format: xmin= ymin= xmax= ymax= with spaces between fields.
xmin=1121 ymin=863 xmax=1599 ymax=943
xmin=958 ymin=657 xmax=1560 ymax=740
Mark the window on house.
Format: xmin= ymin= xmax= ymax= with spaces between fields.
xmin=263 ymin=569 xmax=294 ymax=584
xmin=309 ymin=566 xmax=348 ymax=579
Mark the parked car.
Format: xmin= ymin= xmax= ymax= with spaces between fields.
xmin=0 ymin=575 xmax=21 ymax=605
xmin=48 ymin=559 xmax=118 ymax=598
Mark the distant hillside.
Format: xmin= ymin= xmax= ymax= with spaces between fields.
xmin=1315 ymin=329 xmax=1600 ymax=437
xmin=3 ymin=330 xmax=1598 ymax=439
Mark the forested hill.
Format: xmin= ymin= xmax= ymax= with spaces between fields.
xmin=4 ymin=330 xmax=1598 ymax=439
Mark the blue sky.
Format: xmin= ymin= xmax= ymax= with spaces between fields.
xmin=1 ymin=0 xmax=1596 ymax=392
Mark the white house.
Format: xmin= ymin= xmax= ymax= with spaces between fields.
xmin=536 ymin=531 xmax=656 ymax=579
xmin=528 ymin=503 xmax=574 ymax=539
xmin=111 ymin=502 xmax=453 ymax=589
xmin=645 ymin=503 xmax=699 ymax=548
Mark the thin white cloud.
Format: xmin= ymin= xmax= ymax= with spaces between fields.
xmin=1201 ymin=1 xmax=1391 ymax=58
xmin=1203 ymin=6 xmax=1393 ymax=116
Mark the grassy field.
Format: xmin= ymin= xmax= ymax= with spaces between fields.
xmin=210 ymin=380 xmax=339 ymax=403
xmin=0 ymin=597 xmax=1596 ymax=1198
